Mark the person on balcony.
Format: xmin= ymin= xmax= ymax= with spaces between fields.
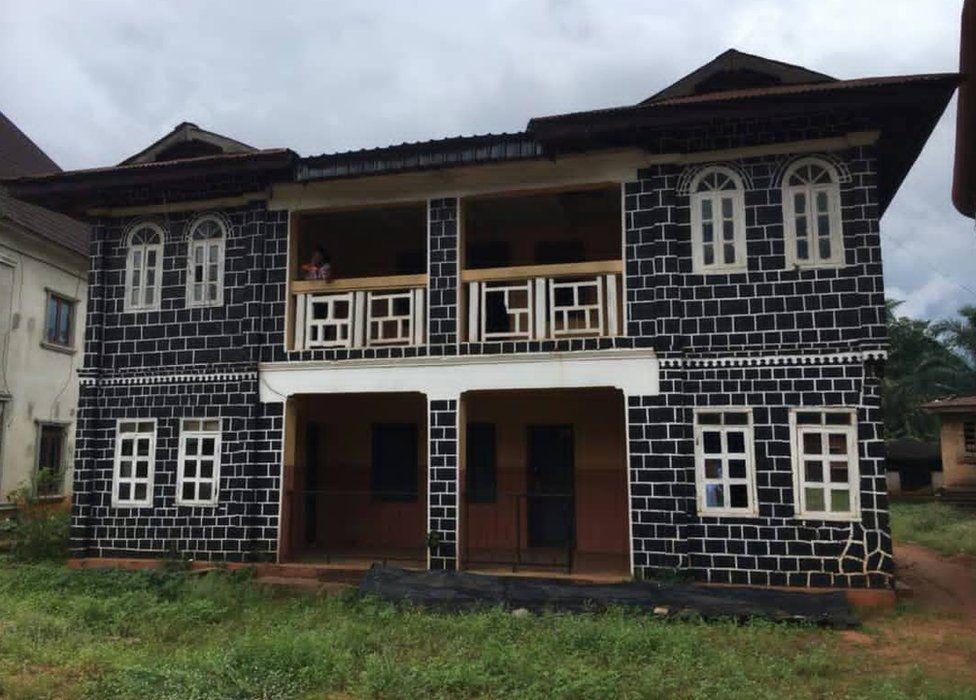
xmin=301 ymin=247 xmax=333 ymax=281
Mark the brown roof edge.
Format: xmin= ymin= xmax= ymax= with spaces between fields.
xmin=529 ymin=72 xmax=960 ymax=128
xmin=2 ymin=149 xmax=296 ymax=213
xmin=921 ymin=395 xmax=976 ymax=412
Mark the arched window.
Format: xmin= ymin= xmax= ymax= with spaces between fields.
xmin=125 ymin=223 xmax=164 ymax=311
xmin=689 ymin=166 xmax=747 ymax=273
xmin=186 ymin=216 xmax=225 ymax=307
xmin=782 ymin=158 xmax=844 ymax=267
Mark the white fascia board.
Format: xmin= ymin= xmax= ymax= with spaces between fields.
xmin=258 ymin=349 xmax=658 ymax=402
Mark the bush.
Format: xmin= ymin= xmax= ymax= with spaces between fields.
xmin=4 ymin=486 xmax=71 ymax=562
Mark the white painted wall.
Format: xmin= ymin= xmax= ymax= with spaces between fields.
xmin=0 ymin=222 xmax=87 ymax=504
xmin=258 ymin=349 xmax=659 ymax=402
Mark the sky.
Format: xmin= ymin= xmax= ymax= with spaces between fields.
xmin=1 ymin=0 xmax=973 ymax=321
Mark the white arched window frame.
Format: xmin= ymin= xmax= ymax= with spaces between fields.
xmin=782 ymin=158 xmax=844 ymax=268
xmin=185 ymin=216 xmax=226 ymax=307
xmin=124 ymin=223 xmax=164 ymax=312
xmin=689 ymin=166 xmax=747 ymax=273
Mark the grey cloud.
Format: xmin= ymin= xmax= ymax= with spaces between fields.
xmin=1 ymin=0 xmax=973 ymax=319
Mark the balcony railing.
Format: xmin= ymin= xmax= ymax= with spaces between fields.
xmin=462 ymin=260 xmax=623 ymax=343
xmin=291 ymin=274 xmax=427 ymax=350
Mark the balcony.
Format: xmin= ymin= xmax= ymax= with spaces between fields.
xmin=291 ymin=274 xmax=427 ymax=350
xmin=461 ymin=260 xmax=622 ymax=342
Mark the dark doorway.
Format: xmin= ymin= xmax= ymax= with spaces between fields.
xmin=527 ymin=425 xmax=575 ymax=547
xmin=371 ymin=423 xmax=419 ymax=502
xmin=304 ymin=422 xmax=321 ymax=544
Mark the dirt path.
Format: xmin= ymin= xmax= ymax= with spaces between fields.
xmin=893 ymin=542 xmax=976 ymax=619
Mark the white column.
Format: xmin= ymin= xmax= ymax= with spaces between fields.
xmin=605 ymin=273 xmax=619 ymax=336
xmin=534 ymin=277 xmax=547 ymax=340
xmin=413 ymin=287 xmax=426 ymax=346
xmin=353 ymin=290 xmax=366 ymax=348
xmin=294 ymin=293 xmax=306 ymax=350
xmin=467 ymin=281 xmax=480 ymax=343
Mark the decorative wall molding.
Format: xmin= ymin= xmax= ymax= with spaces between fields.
xmin=657 ymin=350 xmax=887 ymax=369
xmin=80 ymin=371 xmax=258 ymax=387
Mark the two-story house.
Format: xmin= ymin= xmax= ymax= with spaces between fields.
xmin=0 ymin=111 xmax=89 ymax=505
xmin=4 ymin=51 xmax=957 ymax=591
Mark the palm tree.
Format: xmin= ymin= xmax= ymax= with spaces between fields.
xmin=932 ymin=304 xmax=976 ymax=392
xmin=883 ymin=301 xmax=971 ymax=440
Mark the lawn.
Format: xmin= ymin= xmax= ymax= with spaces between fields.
xmin=889 ymin=501 xmax=976 ymax=557
xmin=0 ymin=563 xmax=973 ymax=700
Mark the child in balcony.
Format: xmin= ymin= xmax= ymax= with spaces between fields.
xmin=300 ymin=247 xmax=333 ymax=281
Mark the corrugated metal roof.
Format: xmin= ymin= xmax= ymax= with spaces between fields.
xmin=298 ymin=132 xmax=543 ymax=182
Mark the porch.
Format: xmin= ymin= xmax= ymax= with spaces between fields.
xmin=280 ymin=392 xmax=428 ymax=569
xmin=460 ymin=388 xmax=630 ymax=578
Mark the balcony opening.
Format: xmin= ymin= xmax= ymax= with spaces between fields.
xmin=289 ymin=203 xmax=427 ymax=350
xmin=281 ymin=392 xmax=428 ymax=569
xmin=461 ymin=186 xmax=624 ymax=343
xmin=460 ymin=387 xmax=630 ymax=580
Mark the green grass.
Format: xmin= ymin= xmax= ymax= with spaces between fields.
xmin=0 ymin=563 xmax=972 ymax=699
xmin=889 ymin=501 xmax=976 ymax=557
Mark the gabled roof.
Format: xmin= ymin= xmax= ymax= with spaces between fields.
xmin=119 ymin=121 xmax=256 ymax=165
xmin=0 ymin=110 xmax=60 ymax=178
xmin=642 ymin=49 xmax=836 ymax=104
xmin=0 ymin=110 xmax=89 ymax=256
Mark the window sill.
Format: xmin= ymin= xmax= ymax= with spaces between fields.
xmin=40 ymin=341 xmax=76 ymax=355
xmin=697 ymin=508 xmax=759 ymax=519
xmin=793 ymin=512 xmax=860 ymax=522
xmin=787 ymin=261 xmax=847 ymax=271
xmin=175 ymin=501 xmax=219 ymax=508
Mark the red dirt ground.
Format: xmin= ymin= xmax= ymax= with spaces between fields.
xmin=839 ymin=542 xmax=976 ymax=686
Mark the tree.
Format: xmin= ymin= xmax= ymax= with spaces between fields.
xmin=932 ymin=304 xmax=976 ymax=390
xmin=882 ymin=301 xmax=971 ymax=441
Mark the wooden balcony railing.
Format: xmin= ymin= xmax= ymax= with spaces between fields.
xmin=461 ymin=260 xmax=623 ymax=343
xmin=290 ymin=274 xmax=427 ymax=350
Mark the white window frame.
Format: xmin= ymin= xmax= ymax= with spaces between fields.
xmin=185 ymin=215 xmax=226 ymax=308
xmin=124 ymin=223 xmax=164 ymax=312
xmin=176 ymin=418 xmax=222 ymax=506
xmin=789 ymin=407 xmax=861 ymax=521
xmin=689 ymin=166 xmax=748 ymax=274
xmin=111 ymin=418 xmax=157 ymax=508
xmin=693 ymin=407 xmax=758 ymax=517
xmin=782 ymin=157 xmax=845 ymax=269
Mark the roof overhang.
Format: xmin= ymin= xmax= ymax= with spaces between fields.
xmin=529 ymin=74 xmax=959 ymax=215
xmin=2 ymin=149 xmax=295 ymax=218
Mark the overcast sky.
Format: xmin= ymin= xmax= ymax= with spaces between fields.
xmin=1 ymin=0 xmax=973 ymax=320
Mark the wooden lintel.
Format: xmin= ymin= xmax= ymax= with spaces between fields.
xmin=460 ymin=259 xmax=623 ymax=283
xmin=290 ymin=273 xmax=428 ymax=295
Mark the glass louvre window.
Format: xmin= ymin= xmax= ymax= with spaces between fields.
xmin=964 ymin=422 xmax=975 ymax=457
xmin=791 ymin=409 xmax=860 ymax=519
xmin=126 ymin=224 xmax=163 ymax=311
xmin=113 ymin=420 xmax=156 ymax=507
xmin=177 ymin=419 xmax=222 ymax=505
xmin=694 ymin=409 xmax=756 ymax=515
xmin=690 ymin=167 xmax=746 ymax=273
xmin=44 ymin=293 xmax=74 ymax=347
xmin=186 ymin=217 xmax=225 ymax=307
xmin=783 ymin=159 xmax=843 ymax=268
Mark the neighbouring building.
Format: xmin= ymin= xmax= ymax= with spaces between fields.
xmin=4 ymin=50 xmax=958 ymax=590
xmin=0 ymin=111 xmax=89 ymax=505
xmin=922 ymin=397 xmax=976 ymax=506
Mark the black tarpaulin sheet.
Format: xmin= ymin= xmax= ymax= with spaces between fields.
xmin=359 ymin=566 xmax=860 ymax=628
